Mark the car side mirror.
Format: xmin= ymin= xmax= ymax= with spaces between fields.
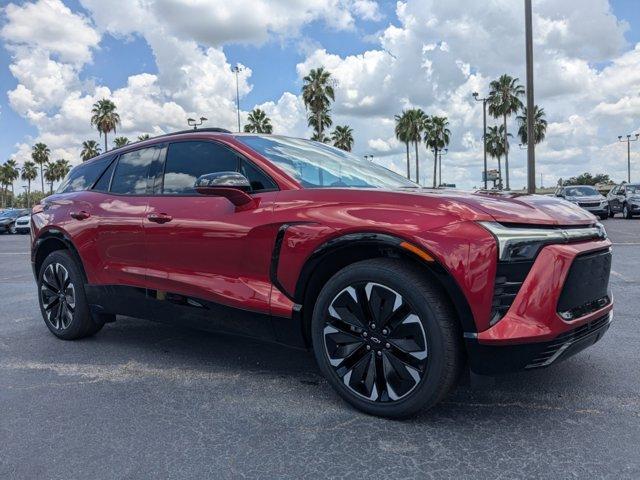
xmin=194 ymin=172 xmax=256 ymax=209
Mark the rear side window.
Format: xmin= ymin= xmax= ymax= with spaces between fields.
xmin=110 ymin=147 xmax=162 ymax=195
xmin=56 ymin=156 xmax=114 ymax=193
xmin=162 ymin=141 xmax=239 ymax=195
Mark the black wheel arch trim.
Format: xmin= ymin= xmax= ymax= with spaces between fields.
xmin=290 ymin=231 xmax=478 ymax=335
xmin=32 ymin=228 xmax=88 ymax=283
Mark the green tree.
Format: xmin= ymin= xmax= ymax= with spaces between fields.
xmin=486 ymin=125 xmax=511 ymax=190
xmin=91 ymin=98 xmax=121 ymax=153
xmin=488 ymin=74 xmax=524 ymax=190
xmin=21 ymin=160 xmax=38 ymax=208
xmin=114 ymin=136 xmax=131 ymax=148
xmin=330 ymin=125 xmax=354 ymax=151
xmin=0 ymin=164 xmax=10 ymax=207
xmin=307 ymin=110 xmax=332 ymax=141
xmin=302 ymin=67 xmax=335 ymax=141
xmin=4 ymin=159 xmax=19 ymax=199
xmin=563 ymin=173 xmax=611 ymax=186
xmin=81 ymin=140 xmax=101 ymax=161
xmin=405 ymin=109 xmax=427 ymax=184
xmin=43 ymin=162 xmax=57 ymax=194
xmin=31 ymin=143 xmax=50 ymax=193
xmin=517 ymin=105 xmax=548 ymax=146
xmin=424 ymin=116 xmax=451 ymax=188
xmin=55 ymin=159 xmax=71 ymax=181
xmin=138 ymin=134 xmax=151 ymax=141
xmin=243 ymin=109 xmax=273 ymax=134
xmin=395 ymin=111 xmax=413 ymax=180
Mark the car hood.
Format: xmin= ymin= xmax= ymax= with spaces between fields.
xmin=407 ymin=189 xmax=597 ymax=226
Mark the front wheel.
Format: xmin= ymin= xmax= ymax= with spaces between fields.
xmin=9 ymin=224 xmax=17 ymax=234
xmin=38 ymin=250 xmax=105 ymax=340
xmin=311 ymin=258 xmax=463 ymax=418
xmin=623 ymin=204 xmax=633 ymax=219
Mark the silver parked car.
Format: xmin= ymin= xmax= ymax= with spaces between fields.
xmin=554 ymin=185 xmax=609 ymax=220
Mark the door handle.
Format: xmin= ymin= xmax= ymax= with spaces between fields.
xmin=147 ymin=213 xmax=173 ymax=224
xmin=70 ymin=210 xmax=90 ymax=220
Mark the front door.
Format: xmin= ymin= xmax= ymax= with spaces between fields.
xmin=143 ymin=140 xmax=280 ymax=336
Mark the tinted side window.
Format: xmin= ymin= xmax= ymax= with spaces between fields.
xmin=163 ymin=141 xmax=239 ymax=194
xmin=110 ymin=147 xmax=160 ymax=195
xmin=57 ymin=156 xmax=114 ymax=193
xmin=240 ymin=159 xmax=277 ymax=191
xmin=92 ymin=157 xmax=117 ymax=191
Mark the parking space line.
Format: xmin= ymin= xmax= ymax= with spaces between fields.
xmin=0 ymin=252 xmax=29 ymax=255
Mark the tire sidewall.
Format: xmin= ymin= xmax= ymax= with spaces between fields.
xmin=311 ymin=261 xmax=452 ymax=418
xmin=38 ymin=250 xmax=93 ymax=339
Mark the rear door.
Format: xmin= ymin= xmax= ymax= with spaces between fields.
xmin=143 ymin=140 xmax=279 ymax=334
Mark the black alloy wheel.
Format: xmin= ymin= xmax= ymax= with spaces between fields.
xmin=311 ymin=258 xmax=463 ymax=418
xmin=40 ymin=262 xmax=76 ymax=331
xmin=323 ymin=282 xmax=428 ymax=402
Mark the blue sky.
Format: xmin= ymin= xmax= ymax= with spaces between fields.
xmin=0 ymin=0 xmax=640 ymax=189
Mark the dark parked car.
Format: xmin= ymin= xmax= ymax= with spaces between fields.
xmin=30 ymin=129 xmax=613 ymax=418
xmin=0 ymin=209 xmax=29 ymax=234
xmin=606 ymin=183 xmax=640 ymax=219
xmin=554 ymin=185 xmax=609 ymax=219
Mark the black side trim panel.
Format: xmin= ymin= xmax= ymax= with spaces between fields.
xmin=85 ymin=284 xmax=306 ymax=348
xmin=33 ymin=229 xmax=88 ymax=282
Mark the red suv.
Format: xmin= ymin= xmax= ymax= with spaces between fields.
xmin=31 ymin=129 xmax=613 ymax=417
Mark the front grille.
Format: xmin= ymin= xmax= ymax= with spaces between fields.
xmin=491 ymin=260 xmax=534 ymax=325
xmin=558 ymin=249 xmax=612 ymax=320
xmin=16 ymin=220 xmax=29 ymax=226
xmin=578 ymin=202 xmax=600 ymax=208
xmin=526 ymin=313 xmax=611 ymax=368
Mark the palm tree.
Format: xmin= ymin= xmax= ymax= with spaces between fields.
xmin=243 ymin=109 xmax=273 ymax=134
xmin=424 ymin=116 xmax=451 ymax=188
xmin=81 ymin=140 xmax=101 ymax=161
xmin=21 ymin=160 xmax=38 ymax=208
xmin=488 ymin=74 xmax=524 ymax=190
xmin=91 ymin=99 xmax=121 ymax=153
xmin=331 ymin=125 xmax=354 ymax=151
xmin=43 ymin=162 xmax=57 ymax=195
xmin=55 ymin=159 xmax=71 ymax=181
xmin=302 ymin=67 xmax=335 ymax=140
xmin=517 ymin=105 xmax=548 ymax=146
xmin=405 ymin=109 xmax=427 ymax=184
xmin=0 ymin=164 xmax=9 ymax=207
xmin=307 ymin=109 xmax=333 ymax=140
xmin=138 ymin=134 xmax=150 ymax=141
xmin=395 ymin=111 xmax=413 ymax=180
xmin=114 ymin=136 xmax=131 ymax=148
xmin=486 ymin=125 xmax=512 ymax=190
xmin=31 ymin=143 xmax=50 ymax=193
xmin=4 ymin=159 xmax=19 ymax=199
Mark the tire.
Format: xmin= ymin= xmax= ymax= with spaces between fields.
xmin=599 ymin=213 xmax=608 ymax=220
xmin=623 ymin=204 xmax=633 ymax=219
xmin=9 ymin=224 xmax=17 ymax=234
xmin=37 ymin=250 xmax=105 ymax=340
xmin=607 ymin=206 xmax=615 ymax=218
xmin=311 ymin=258 xmax=464 ymax=418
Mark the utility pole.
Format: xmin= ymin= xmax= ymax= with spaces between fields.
xmin=232 ymin=65 xmax=243 ymax=132
xmin=473 ymin=92 xmax=489 ymax=189
xmin=525 ymin=0 xmax=536 ymax=194
xmin=618 ymin=134 xmax=639 ymax=182
xmin=438 ymin=148 xmax=448 ymax=187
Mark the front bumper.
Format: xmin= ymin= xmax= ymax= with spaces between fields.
xmin=466 ymin=238 xmax=613 ymax=375
xmin=467 ymin=312 xmax=611 ymax=374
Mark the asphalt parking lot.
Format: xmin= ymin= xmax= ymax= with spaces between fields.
xmin=1 ymin=219 xmax=639 ymax=479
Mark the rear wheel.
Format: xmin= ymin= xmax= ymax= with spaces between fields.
xmin=311 ymin=258 xmax=463 ymax=418
xmin=38 ymin=250 xmax=105 ymax=340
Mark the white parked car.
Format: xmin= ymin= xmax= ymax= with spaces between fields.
xmin=14 ymin=214 xmax=31 ymax=234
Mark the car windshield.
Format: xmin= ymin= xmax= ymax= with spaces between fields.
xmin=564 ymin=186 xmax=598 ymax=196
xmin=626 ymin=185 xmax=640 ymax=194
xmin=0 ymin=210 xmax=20 ymax=218
xmin=238 ymin=135 xmax=418 ymax=189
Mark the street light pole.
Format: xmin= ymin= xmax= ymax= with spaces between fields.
xmin=232 ymin=65 xmax=243 ymax=132
xmin=525 ymin=0 xmax=536 ymax=194
xmin=473 ymin=92 xmax=489 ymax=190
xmin=618 ymin=134 xmax=640 ymax=182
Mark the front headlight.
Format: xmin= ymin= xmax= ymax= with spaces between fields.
xmin=479 ymin=222 xmax=607 ymax=262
